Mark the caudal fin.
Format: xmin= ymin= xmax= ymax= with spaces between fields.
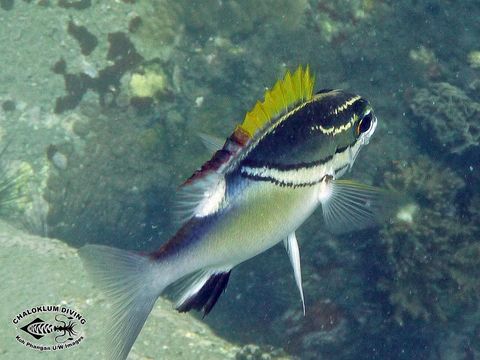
xmin=79 ymin=245 xmax=166 ymax=360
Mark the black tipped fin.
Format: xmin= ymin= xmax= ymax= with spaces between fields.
xmin=176 ymin=270 xmax=231 ymax=316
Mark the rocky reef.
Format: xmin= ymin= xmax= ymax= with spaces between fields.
xmin=42 ymin=103 xmax=195 ymax=250
xmin=377 ymin=156 xmax=480 ymax=324
xmin=410 ymin=82 xmax=480 ymax=155
xmin=235 ymin=344 xmax=292 ymax=360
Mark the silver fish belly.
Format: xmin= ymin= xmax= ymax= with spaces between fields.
xmin=187 ymin=178 xmax=320 ymax=269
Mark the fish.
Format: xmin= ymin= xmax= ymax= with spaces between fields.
xmin=79 ymin=65 xmax=383 ymax=360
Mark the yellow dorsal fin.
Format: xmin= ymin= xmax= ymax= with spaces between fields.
xmin=239 ymin=65 xmax=315 ymax=138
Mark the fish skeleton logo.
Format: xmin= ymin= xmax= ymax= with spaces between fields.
xmin=20 ymin=315 xmax=77 ymax=342
xmin=12 ymin=305 xmax=85 ymax=352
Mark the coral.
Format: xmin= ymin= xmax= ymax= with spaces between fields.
xmin=409 ymin=46 xmax=437 ymax=66
xmin=409 ymin=45 xmax=443 ymax=80
xmin=377 ymin=156 xmax=480 ymax=324
xmin=306 ymin=0 xmax=388 ymax=43
xmin=129 ymin=69 xmax=167 ymax=98
xmin=468 ymin=50 xmax=480 ymax=69
xmin=410 ymin=82 xmax=480 ymax=154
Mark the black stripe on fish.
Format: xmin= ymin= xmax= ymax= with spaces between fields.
xmin=240 ymin=172 xmax=326 ymax=188
xmin=176 ymin=271 xmax=231 ymax=316
xmin=239 ymin=164 xmax=325 ymax=187
xmin=241 ymin=144 xmax=351 ymax=172
xmin=238 ymin=142 xmax=356 ymax=187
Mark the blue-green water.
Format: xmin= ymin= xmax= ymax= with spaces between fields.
xmin=1 ymin=1 xmax=479 ymax=359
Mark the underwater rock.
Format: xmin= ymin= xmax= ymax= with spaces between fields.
xmin=377 ymin=156 xmax=480 ymax=324
xmin=46 ymin=145 xmax=68 ymax=170
xmin=144 ymin=0 xmax=308 ymax=41
xmin=57 ymin=0 xmax=91 ymax=10
xmin=131 ymin=1 xmax=183 ymax=58
xmin=410 ymin=82 xmax=480 ymax=155
xmin=71 ymin=117 xmax=90 ymax=138
xmin=127 ymin=13 xmax=142 ymax=33
xmin=50 ymin=152 xmax=67 ymax=170
xmin=54 ymin=30 xmax=144 ymax=113
xmin=0 ymin=0 xmax=14 ymax=11
xmin=279 ymin=298 xmax=348 ymax=359
xmin=42 ymin=104 xmax=183 ymax=250
xmin=2 ymin=99 xmax=16 ymax=112
xmin=235 ymin=344 xmax=292 ymax=360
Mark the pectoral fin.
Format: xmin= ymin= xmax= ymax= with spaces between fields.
xmin=319 ymin=179 xmax=390 ymax=234
xmin=283 ymin=232 xmax=305 ymax=315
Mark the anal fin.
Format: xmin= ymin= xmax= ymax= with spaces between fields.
xmin=284 ymin=232 xmax=305 ymax=315
xmin=175 ymin=268 xmax=231 ymax=316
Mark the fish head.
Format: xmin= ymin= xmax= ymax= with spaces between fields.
xmin=308 ymin=89 xmax=376 ymax=148
xmin=309 ymin=90 xmax=377 ymax=176
xmin=241 ymin=89 xmax=377 ymax=176
xmin=315 ymin=90 xmax=377 ymax=172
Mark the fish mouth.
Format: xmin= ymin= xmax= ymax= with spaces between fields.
xmin=348 ymin=145 xmax=361 ymax=172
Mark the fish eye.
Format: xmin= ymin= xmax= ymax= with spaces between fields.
xmin=356 ymin=112 xmax=373 ymax=135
